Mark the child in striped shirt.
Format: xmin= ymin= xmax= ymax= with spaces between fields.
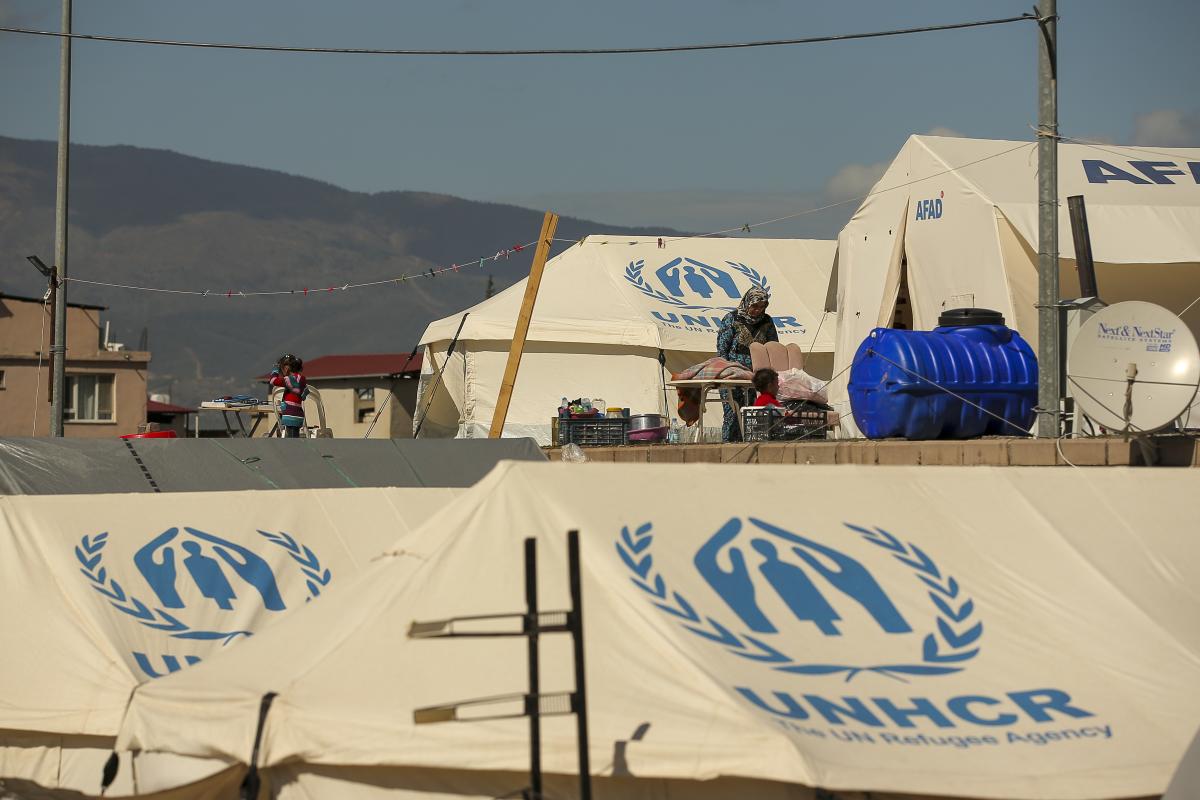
xmin=269 ymin=354 xmax=309 ymax=438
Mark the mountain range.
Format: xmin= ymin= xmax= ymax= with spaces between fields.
xmin=0 ymin=135 xmax=687 ymax=406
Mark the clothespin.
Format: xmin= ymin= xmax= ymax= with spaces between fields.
xmin=479 ymin=257 xmax=485 ymax=268
xmin=226 ymin=290 xmax=232 ymax=298
xmin=202 ymin=290 xmax=210 ymax=297
xmin=428 ymin=268 xmax=436 ymax=279
xmin=341 ymin=283 xmax=349 ymax=291
xmin=512 ymin=244 xmax=524 ymax=253
xmin=303 ymin=287 xmax=309 ymax=296
xmin=452 ymin=263 xmax=459 ymax=273
xmin=742 ymin=223 xmax=751 ymax=233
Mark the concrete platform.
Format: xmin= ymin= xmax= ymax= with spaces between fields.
xmin=546 ymin=436 xmax=1200 ymax=467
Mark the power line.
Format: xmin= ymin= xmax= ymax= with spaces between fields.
xmin=0 ymin=14 xmax=1037 ymax=57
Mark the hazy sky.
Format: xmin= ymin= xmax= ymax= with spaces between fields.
xmin=2 ymin=0 xmax=1198 ymax=236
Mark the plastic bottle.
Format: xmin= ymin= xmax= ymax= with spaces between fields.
xmin=668 ymin=419 xmax=681 ymax=444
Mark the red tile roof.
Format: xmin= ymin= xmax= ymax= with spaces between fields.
xmin=147 ymin=399 xmax=194 ymax=414
xmin=298 ymin=352 xmax=423 ymax=380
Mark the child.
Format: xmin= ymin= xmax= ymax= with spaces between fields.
xmin=752 ymin=367 xmax=783 ymax=408
xmin=269 ymin=354 xmax=309 ymax=438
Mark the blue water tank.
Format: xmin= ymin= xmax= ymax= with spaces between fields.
xmin=848 ymin=309 xmax=1038 ymax=440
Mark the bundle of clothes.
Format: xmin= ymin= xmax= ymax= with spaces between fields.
xmin=671 ymin=357 xmax=830 ymax=425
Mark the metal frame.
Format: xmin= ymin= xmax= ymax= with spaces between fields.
xmin=409 ymin=530 xmax=592 ymax=800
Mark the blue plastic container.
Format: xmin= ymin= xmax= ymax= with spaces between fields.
xmin=848 ymin=311 xmax=1038 ymax=440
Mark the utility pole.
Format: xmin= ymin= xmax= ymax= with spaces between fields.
xmin=1035 ymin=0 xmax=1059 ymax=438
xmin=50 ymin=0 xmax=73 ymax=436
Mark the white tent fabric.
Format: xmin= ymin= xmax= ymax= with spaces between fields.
xmin=830 ymin=135 xmax=1200 ymax=436
xmin=0 ymin=487 xmax=461 ymax=795
xmin=118 ymin=462 xmax=1200 ymax=800
xmin=416 ymin=236 xmax=836 ymax=443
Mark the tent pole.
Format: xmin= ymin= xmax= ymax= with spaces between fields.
xmin=523 ymin=538 xmax=542 ymax=800
xmin=489 ymin=212 xmax=559 ymax=439
xmin=567 ymin=530 xmax=593 ymax=800
xmin=1035 ymin=0 xmax=1060 ymax=437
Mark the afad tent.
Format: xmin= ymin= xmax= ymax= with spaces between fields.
xmin=0 ymin=486 xmax=461 ymax=795
xmin=117 ymin=462 xmax=1200 ymax=800
xmin=828 ymin=135 xmax=1200 ymax=436
xmin=416 ymin=235 xmax=836 ymax=443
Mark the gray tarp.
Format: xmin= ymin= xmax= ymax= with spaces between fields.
xmin=0 ymin=438 xmax=546 ymax=494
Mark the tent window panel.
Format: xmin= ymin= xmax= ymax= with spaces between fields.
xmin=65 ymin=374 xmax=115 ymax=421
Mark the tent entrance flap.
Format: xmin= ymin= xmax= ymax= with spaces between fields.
xmin=877 ymin=199 xmax=910 ymax=329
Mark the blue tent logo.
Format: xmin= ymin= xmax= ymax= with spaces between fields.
xmin=625 ymin=258 xmax=770 ymax=312
xmin=134 ymin=527 xmax=287 ymax=613
xmin=76 ymin=527 xmax=331 ymax=677
xmin=616 ymin=518 xmax=982 ymax=681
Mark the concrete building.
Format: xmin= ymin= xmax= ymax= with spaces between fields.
xmin=257 ymin=353 xmax=422 ymax=438
xmin=0 ymin=292 xmax=151 ymax=438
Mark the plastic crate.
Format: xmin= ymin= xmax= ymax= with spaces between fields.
xmin=558 ymin=417 xmax=629 ymax=447
xmin=741 ymin=405 xmax=829 ymax=442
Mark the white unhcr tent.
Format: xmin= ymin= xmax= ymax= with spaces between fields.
xmin=829 ymin=135 xmax=1200 ymax=436
xmin=117 ymin=462 xmax=1200 ymax=800
xmin=0 ymin=486 xmax=460 ymax=795
xmin=417 ymin=235 xmax=836 ymax=443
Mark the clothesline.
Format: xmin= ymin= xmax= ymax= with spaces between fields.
xmin=62 ymin=240 xmax=537 ymax=297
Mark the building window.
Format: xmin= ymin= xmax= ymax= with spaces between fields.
xmin=65 ymin=374 xmax=115 ymax=421
xmin=354 ymin=386 xmax=376 ymax=424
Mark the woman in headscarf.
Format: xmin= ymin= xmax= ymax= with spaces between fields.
xmin=716 ymin=286 xmax=778 ymax=441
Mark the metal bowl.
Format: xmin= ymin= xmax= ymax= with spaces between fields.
xmin=629 ymin=413 xmax=667 ymax=432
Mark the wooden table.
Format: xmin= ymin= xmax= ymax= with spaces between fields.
xmin=665 ymin=378 xmax=753 ymax=442
xmin=196 ymin=402 xmax=274 ymax=438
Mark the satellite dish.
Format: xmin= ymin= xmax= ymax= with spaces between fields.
xmin=1066 ymin=301 xmax=1200 ymax=433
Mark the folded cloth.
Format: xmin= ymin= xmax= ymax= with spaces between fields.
xmin=671 ymin=357 xmax=755 ymax=425
xmin=672 ymin=357 xmax=754 ymax=383
xmin=776 ymin=368 xmax=829 ymax=405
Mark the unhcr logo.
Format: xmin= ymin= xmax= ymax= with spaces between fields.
xmin=624 ymin=257 xmax=807 ymax=333
xmin=617 ymin=518 xmax=981 ymax=681
xmin=625 ymin=257 xmax=769 ymax=312
xmin=76 ymin=527 xmax=331 ymax=678
xmin=617 ymin=519 xmax=1106 ymax=739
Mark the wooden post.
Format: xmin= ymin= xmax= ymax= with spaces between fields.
xmin=489 ymin=211 xmax=558 ymax=438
